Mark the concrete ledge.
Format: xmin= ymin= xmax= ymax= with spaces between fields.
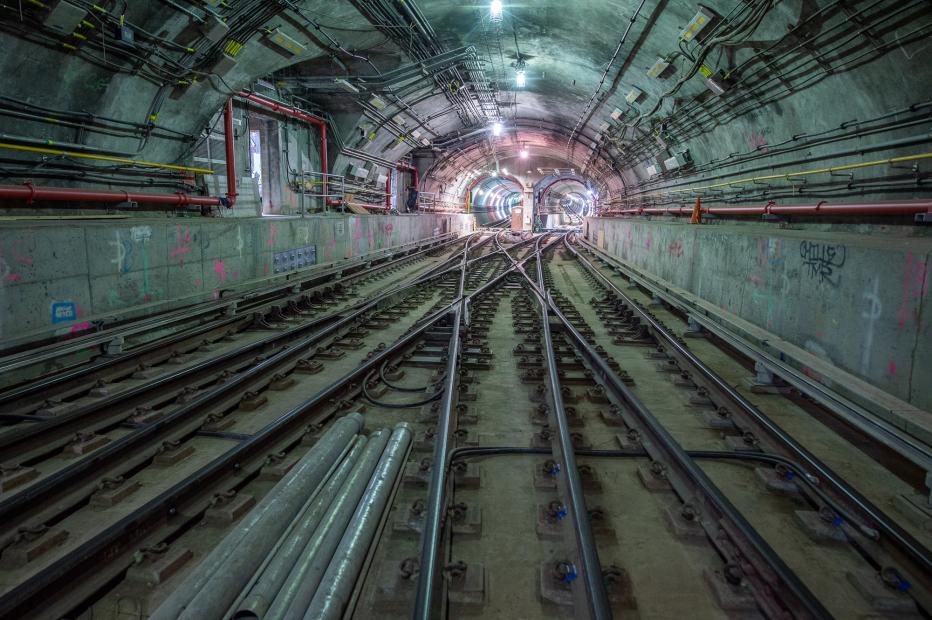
xmin=0 ymin=214 xmax=474 ymax=346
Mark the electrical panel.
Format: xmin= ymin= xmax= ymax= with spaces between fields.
xmin=393 ymin=115 xmax=407 ymax=127
xmin=680 ymin=6 xmax=716 ymax=42
xmin=598 ymin=121 xmax=610 ymax=133
xmin=663 ymin=151 xmax=691 ymax=170
xmin=369 ymin=96 xmax=387 ymax=110
xmin=645 ymin=164 xmax=659 ymax=177
xmin=646 ymin=57 xmax=671 ymax=78
xmin=351 ymin=165 xmax=370 ymax=179
xmin=200 ymin=15 xmax=229 ymax=42
xmin=45 ymin=1 xmax=85 ymax=35
xmin=273 ymin=246 xmax=316 ymax=274
xmin=420 ymin=138 xmax=431 ymax=146
xmin=376 ymin=174 xmax=388 ymax=185
xmin=411 ymin=129 xmax=422 ymax=139
xmin=610 ymin=108 xmax=624 ymax=121
xmin=267 ymin=28 xmax=306 ymax=57
xmin=625 ymin=87 xmax=644 ymax=105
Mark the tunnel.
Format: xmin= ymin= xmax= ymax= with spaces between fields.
xmin=0 ymin=1 xmax=931 ymax=619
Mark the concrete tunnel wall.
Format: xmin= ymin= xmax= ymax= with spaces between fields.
xmin=584 ymin=217 xmax=932 ymax=412
xmin=0 ymin=213 xmax=474 ymax=344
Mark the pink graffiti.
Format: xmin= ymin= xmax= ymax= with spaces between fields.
xmin=886 ymin=359 xmax=897 ymax=376
xmin=3 ymin=273 xmax=22 ymax=283
xmin=266 ymin=223 xmax=279 ymax=248
xmin=68 ymin=321 xmax=91 ymax=335
xmin=367 ymin=227 xmax=374 ymax=248
xmin=169 ymin=225 xmax=192 ymax=265
xmin=645 ymin=233 xmax=652 ymax=251
xmin=896 ymin=252 xmax=930 ymax=329
xmin=326 ymin=238 xmax=335 ymax=260
xmin=667 ymin=240 xmax=683 ymax=258
xmin=143 ymin=294 xmax=153 ymax=302
xmin=263 ymin=264 xmax=270 ymax=275
xmin=213 ymin=259 xmax=227 ymax=283
xmin=748 ymin=130 xmax=769 ymax=154
xmin=194 ymin=278 xmax=203 ymax=287
xmin=384 ymin=223 xmax=394 ymax=234
xmin=11 ymin=251 xmax=32 ymax=266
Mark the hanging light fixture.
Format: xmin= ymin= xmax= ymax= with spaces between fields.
xmin=490 ymin=0 xmax=503 ymax=22
xmin=515 ymin=69 xmax=526 ymax=88
xmin=520 ymin=148 xmax=528 ymax=159
xmin=492 ymin=121 xmax=503 ymax=136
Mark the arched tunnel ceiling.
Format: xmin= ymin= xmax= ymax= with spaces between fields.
xmin=1 ymin=0 xmax=930 ymax=214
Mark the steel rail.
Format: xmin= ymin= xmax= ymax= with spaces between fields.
xmin=0 ymin=235 xmax=492 ymax=539
xmin=531 ymin=234 xmax=612 ymax=619
xmin=512 ymin=238 xmax=831 ymax=619
xmin=0 ymin=235 xmax=483 ymax=455
xmin=0 ymin=231 xmax=461 ymax=379
xmin=575 ymin=236 xmax=932 ymax=472
xmin=0 ymin=235 xmax=515 ymax=620
xmin=411 ymin=233 xmax=563 ymax=619
xmin=568 ymin=237 xmax=932 ymax=586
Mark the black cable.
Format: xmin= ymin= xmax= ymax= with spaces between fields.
xmin=362 ymin=369 xmax=443 ymax=408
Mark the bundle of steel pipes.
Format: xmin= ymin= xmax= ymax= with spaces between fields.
xmin=149 ymin=413 xmax=412 ymax=620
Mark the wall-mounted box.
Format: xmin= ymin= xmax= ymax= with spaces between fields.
xmin=267 ymin=28 xmax=305 ymax=56
xmin=646 ymin=57 xmax=671 ymax=78
xmin=45 ymin=1 xmax=85 ymax=34
xmin=680 ymin=6 xmax=716 ymax=42
xmin=610 ymin=108 xmax=624 ymax=120
xmin=625 ymin=87 xmax=644 ymax=104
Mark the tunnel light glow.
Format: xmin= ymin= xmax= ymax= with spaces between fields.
xmin=490 ymin=0 xmax=503 ymax=22
xmin=492 ymin=121 xmax=503 ymax=136
xmin=502 ymin=168 xmax=509 ymax=175
xmin=515 ymin=69 xmax=526 ymax=88
xmin=520 ymin=149 xmax=528 ymax=159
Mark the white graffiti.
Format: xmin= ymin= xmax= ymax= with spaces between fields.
xmin=131 ymin=226 xmax=152 ymax=243
xmin=235 ymin=226 xmax=244 ymax=257
xmin=860 ymin=276 xmax=882 ymax=375
xmin=108 ymin=231 xmax=127 ymax=275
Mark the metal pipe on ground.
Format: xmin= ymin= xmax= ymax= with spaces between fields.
xmin=258 ymin=428 xmax=392 ymax=619
xmin=231 ymin=436 xmax=369 ymax=618
xmin=149 ymin=412 xmax=365 ymax=620
xmin=303 ymin=423 xmax=413 ymax=620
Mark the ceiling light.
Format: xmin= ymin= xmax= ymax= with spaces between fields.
xmin=502 ymin=168 xmax=509 ymax=175
xmin=492 ymin=121 xmax=502 ymax=136
xmin=520 ymin=149 xmax=528 ymax=159
xmin=490 ymin=0 xmax=503 ymax=22
xmin=515 ymin=69 xmax=526 ymax=88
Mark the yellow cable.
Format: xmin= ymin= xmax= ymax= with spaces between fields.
xmin=646 ymin=152 xmax=932 ymax=198
xmin=0 ymin=142 xmax=214 ymax=174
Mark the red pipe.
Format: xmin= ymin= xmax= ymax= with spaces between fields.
xmin=223 ymin=99 xmax=237 ymax=207
xmin=602 ymin=199 xmax=932 ymax=218
xmin=237 ymin=91 xmax=340 ymax=206
xmin=0 ymin=183 xmax=222 ymax=207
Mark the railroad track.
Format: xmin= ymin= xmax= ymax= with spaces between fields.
xmin=0 ymin=231 xmax=928 ymax=619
